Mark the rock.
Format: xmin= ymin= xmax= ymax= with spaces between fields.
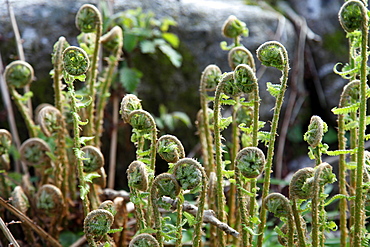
xmin=0 ymin=0 xmax=298 ymax=181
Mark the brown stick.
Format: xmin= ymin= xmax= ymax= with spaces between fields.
xmin=0 ymin=197 xmax=62 ymax=247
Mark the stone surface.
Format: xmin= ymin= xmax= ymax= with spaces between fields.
xmin=0 ymin=0 xmax=298 ymax=137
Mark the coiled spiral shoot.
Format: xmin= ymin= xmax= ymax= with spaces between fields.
xmin=157 ymin=134 xmax=185 ymax=163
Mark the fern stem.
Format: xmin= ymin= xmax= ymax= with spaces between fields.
xmin=257 ymin=53 xmax=289 ymax=247
xmin=213 ymin=81 xmax=227 ymax=247
xmin=353 ymin=9 xmax=368 ymax=247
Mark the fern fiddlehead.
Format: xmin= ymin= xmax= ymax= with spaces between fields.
xmin=127 ymin=160 xmax=149 ymax=230
xmin=129 ymin=233 xmax=160 ymax=247
xmin=95 ymin=25 xmax=123 ymax=147
xmin=4 ymin=61 xmax=38 ymax=137
xmin=199 ymin=64 xmax=221 ymax=174
xmin=157 ymin=134 xmax=185 ymax=164
xmin=338 ymin=2 xmax=368 ymax=246
xmin=263 ymin=193 xmax=295 ymax=246
xmin=19 ymin=137 xmax=52 ymax=185
xmin=150 ymin=173 xmax=181 ymax=246
xmin=335 ymin=79 xmax=361 ymax=245
xmin=62 ymin=45 xmax=91 ymax=217
xmin=51 ymin=36 xmax=69 ymax=113
xmin=84 ymin=208 xmax=114 ymax=247
xmin=173 ymin=158 xmax=207 ymax=247
xmin=304 ymin=115 xmax=328 ymax=166
xmin=289 ymin=167 xmax=315 ymax=247
xmin=36 ymin=184 xmax=65 ymax=238
xmin=75 ymin=4 xmax=102 ymax=140
xmin=256 ymin=41 xmax=290 ymax=247
xmin=311 ymin=163 xmax=336 ymax=247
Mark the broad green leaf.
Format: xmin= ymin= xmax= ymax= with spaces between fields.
xmin=160 ymin=18 xmax=177 ymax=32
xmin=172 ymin=111 xmax=192 ymax=127
xmin=158 ymin=42 xmax=182 ymax=68
xmin=119 ymin=67 xmax=143 ymax=93
xmin=140 ymin=40 xmax=156 ymax=54
xmin=123 ymin=33 xmax=138 ymax=53
xmin=162 ymin=32 xmax=180 ymax=48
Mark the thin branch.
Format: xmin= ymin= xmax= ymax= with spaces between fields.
xmin=162 ymin=197 xmax=239 ymax=238
xmin=0 ymin=197 xmax=62 ymax=247
xmin=0 ymin=217 xmax=20 ymax=247
xmin=100 ymin=188 xmax=240 ymax=237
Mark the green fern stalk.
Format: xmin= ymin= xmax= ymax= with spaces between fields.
xmin=256 ymin=41 xmax=289 ymax=247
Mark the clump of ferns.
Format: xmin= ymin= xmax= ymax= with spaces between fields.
xmin=4 ymin=60 xmax=39 ymax=137
xmin=337 ymin=1 xmax=369 ymax=246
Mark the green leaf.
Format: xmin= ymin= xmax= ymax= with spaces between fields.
xmin=138 ymin=228 xmax=157 ymax=235
xmin=157 ymin=42 xmax=182 ymax=68
xmin=123 ymin=33 xmax=138 ymax=53
xmin=160 ymin=18 xmax=177 ymax=32
xmin=140 ymin=40 xmax=156 ymax=53
xmin=172 ymin=111 xmax=192 ymax=127
xmin=80 ymin=136 xmax=95 ymax=145
xmin=183 ymin=211 xmax=197 ymax=227
xmin=222 ymin=170 xmax=234 ymax=178
xmin=84 ymin=172 xmax=101 ymax=183
xmin=107 ymin=227 xmax=123 ymax=234
xmin=324 ymin=194 xmax=349 ymax=207
xmin=266 ymin=82 xmax=281 ymax=98
xmin=325 ymin=149 xmax=354 ymax=156
xmin=119 ymin=67 xmax=143 ymax=93
xmin=243 ymin=225 xmax=261 ymax=236
xmin=331 ymin=103 xmax=360 ymax=115
xmin=162 ymin=32 xmax=180 ymax=48
xmin=79 ymin=184 xmax=90 ymax=200
xmin=220 ymin=117 xmax=233 ymax=130
xmin=238 ymin=186 xmax=255 ymax=197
